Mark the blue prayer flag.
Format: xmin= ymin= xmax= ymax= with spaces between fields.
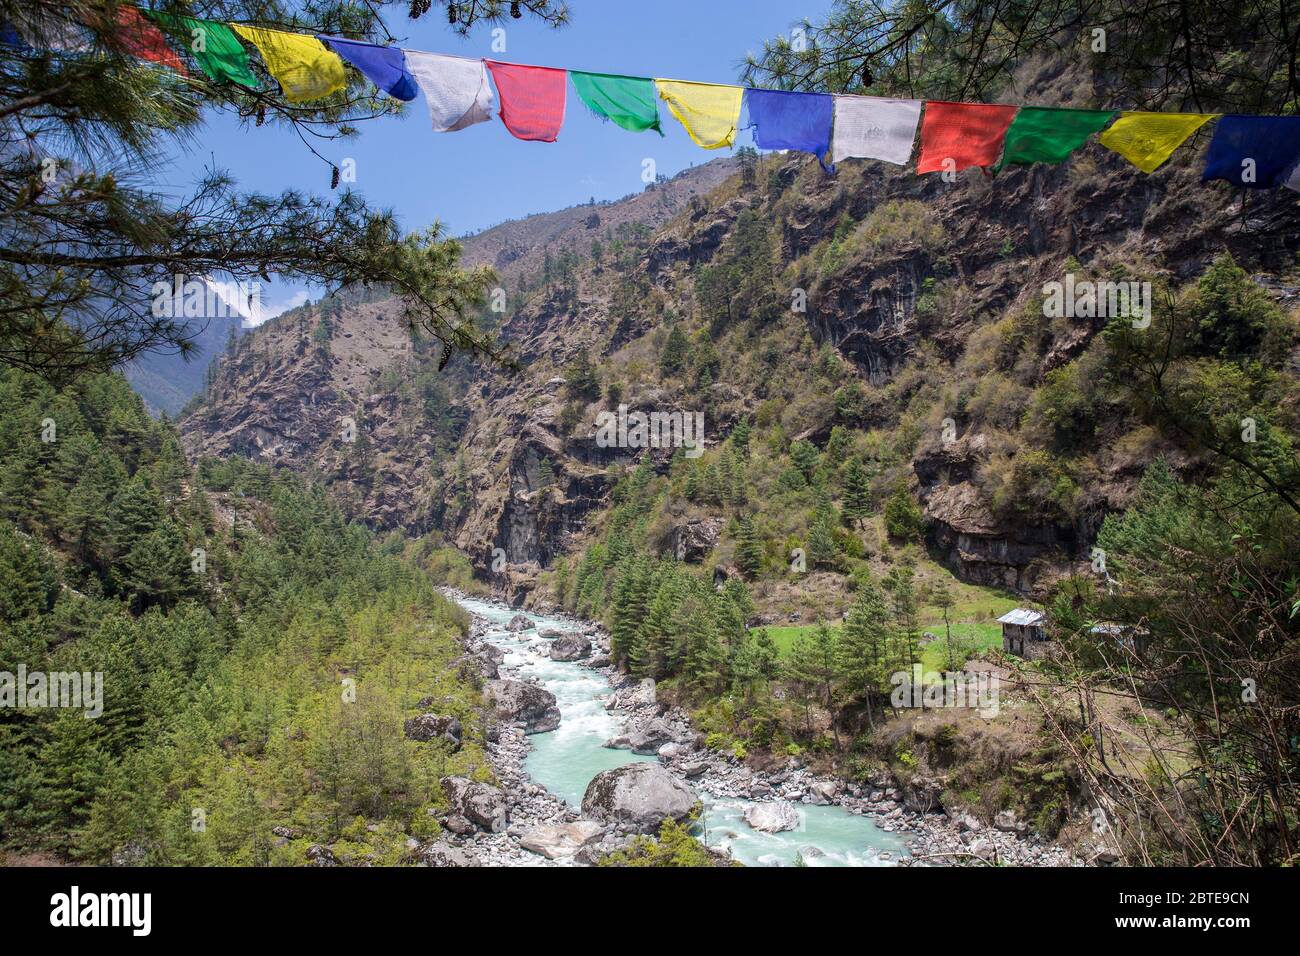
xmin=1202 ymin=115 xmax=1300 ymax=189
xmin=743 ymin=88 xmax=834 ymax=171
xmin=319 ymin=36 xmax=418 ymax=102
xmin=1 ymin=21 xmax=28 ymax=48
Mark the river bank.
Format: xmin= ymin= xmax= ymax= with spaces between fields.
xmin=437 ymin=590 xmax=1081 ymax=867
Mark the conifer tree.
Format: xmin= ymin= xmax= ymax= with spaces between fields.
xmin=635 ymin=569 xmax=681 ymax=678
xmin=731 ymin=416 xmax=751 ymax=457
xmin=806 ymin=483 xmax=840 ymax=569
xmin=790 ymin=439 xmax=821 ymax=480
xmin=609 ymin=557 xmax=651 ymax=667
xmin=565 ymin=348 xmax=601 ymax=401
xmin=661 ymin=323 xmax=689 ymax=377
xmin=735 ymin=515 xmax=763 ymax=578
xmin=683 ymin=595 xmax=725 ymax=696
xmin=842 ymin=456 xmax=872 ymax=529
xmin=836 ymin=577 xmax=894 ymax=730
xmin=788 ymin=621 xmax=840 ymax=746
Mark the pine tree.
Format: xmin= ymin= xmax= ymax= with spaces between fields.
xmin=661 ymin=324 xmax=689 ymax=377
xmin=837 ymin=578 xmax=894 ymax=730
xmin=731 ymin=416 xmax=751 ymax=456
xmin=565 ymin=348 xmax=602 ymax=400
xmin=610 ymin=558 xmax=651 ymax=667
xmin=735 ymin=515 xmax=763 ymax=578
xmin=884 ymin=482 xmax=924 ymax=540
xmin=884 ymin=565 xmax=921 ymax=668
xmin=842 ymin=455 xmax=872 ymax=529
xmin=787 ymin=622 xmax=840 ymax=745
xmin=806 ymin=483 xmax=840 ymax=569
xmin=635 ymin=570 xmax=681 ymax=678
xmin=929 ymin=577 xmax=959 ymax=670
xmin=790 ymin=439 xmax=821 ymax=480
xmin=106 ymin=473 xmax=163 ymax=564
xmin=825 ymin=426 xmax=850 ymax=469
xmin=683 ymin=596 xmax=725 ymax=696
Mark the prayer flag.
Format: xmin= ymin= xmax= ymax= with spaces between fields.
xmin=1201 ymin=115 xmax=1300 ymax=189
xmin=231 ymin=25 xmax=345 ymax=103
xmin=486 ymin=60 xmax=567 ymax=142
xmin=1098 ymin=111 xmax=1217 ymax=173
xmin=320 ymin=36 xmax=417 ymax=101
xmin=744 ymin=88 xmax=833 ymax=169
xmin=570 ymin=71 xmax=661 ymax=134
xmin=148 ymin=14 xmax=257 ymax=87
xmin=655 ymin=79 xmax=743 ymax=149
xmin=916 ymin=101 xmax=1018 ymax=174
xmin=405 ymin=51 xmax=494 ymax=132
xmin=996 ymin=106 xmax=1116 ymax=170
xmin=114 ymin=6 xmax=187 ymax=74
xmin=830 ymin=95 xmax=922 ymax=166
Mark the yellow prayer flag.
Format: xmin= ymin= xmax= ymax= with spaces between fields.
xmin=655 ymin=79 xmax=743 ymax=149
xmin=1098 ymin=111 xmax=1218 ymax=173
xmin=231 ymin=25 xmax=345 ymax=104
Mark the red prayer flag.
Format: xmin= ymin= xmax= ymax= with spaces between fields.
xmin=916 ymin=102 xmax=1018 ymax=174
xmin=114 ymin=6 xmax=187 ymax=75
xmin=486 ymin=60 xmax=567 ymax=142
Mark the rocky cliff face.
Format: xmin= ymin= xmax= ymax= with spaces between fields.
xmin=179 ymin=160 xmax=736 ymax=544
xmin=180 ymin=119 xmax=1300 ymax=596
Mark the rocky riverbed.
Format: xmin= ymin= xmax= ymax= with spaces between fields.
xmin=426 ymin=591 xmax=1082 ymax=867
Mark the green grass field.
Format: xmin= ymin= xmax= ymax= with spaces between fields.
xmin=759 ymin=565 xmax=1019 ymax=674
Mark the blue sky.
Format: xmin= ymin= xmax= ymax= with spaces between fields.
xmin=155 ymin=1 xmax=833 ymax=319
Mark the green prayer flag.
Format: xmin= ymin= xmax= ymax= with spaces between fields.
xmin=996 ymin=106 xmax=1116 ymax=170
xmin=570 ymin=71 xmax=662 ymax=135
xmin=147 ymin=13 xmax=259 ymax=88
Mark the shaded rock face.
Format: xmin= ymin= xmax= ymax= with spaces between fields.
xmin=403 ymin=714 xmax=462 ymax=750
xmin=485 ymin=679 xmax=561 ymax=734
xmin=580 ymin=763 xmax=700 ymax=834
xmin=671 ymin=517 xmax=722 ymax=563
xmin=742 ymin=801 xmax=800 ymax=833
xmin=548 ymin=632 xmax=591 ymax=661
xmin=914 ymin=437 xmax=1089 ymax=595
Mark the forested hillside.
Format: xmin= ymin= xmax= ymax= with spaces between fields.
xmin=0 ymin=365 xmax=488 ymax=864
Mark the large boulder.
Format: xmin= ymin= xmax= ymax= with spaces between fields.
xmin=519 ymin=821 xmax=606 ymax=860
xmin=441 ymin=777 xmax=508 ymax=832
xmin=416 ymin=840 xmax=481 ymax=867
xmin=538 ymin=628 xmax=566 ymax=640
xmin=742 ymin=801 xmax=800 ymax=833
xmin=671 ymin=517 xmax=723 ymax=562
xmin=485 ymin=679 xmax=561 ymax=734
xmin=581 ymin=763 xmax=700 ymax=834
xmin=604 ymin=718 xmax=678 ymax=755
xmin=505 ymin=614 xmax=533 ymax=632
xmin=808 ymin=780 xmax=840 ymax=806
xmin=474 ymin=645 xmax=505 ymax=679
xmin=403 ymin=713 xmax=462 ymax=750
xmin=548 ymin=633 xmax=592 ymax=662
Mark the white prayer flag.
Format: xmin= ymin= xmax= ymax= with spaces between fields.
xmin=831 ymin=95 xmax=923 ymax=166
xmin=405 ymin=51 xmax=494 ymax=132
xmin=1285 ymin=162 xmax=1300 ymax=193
